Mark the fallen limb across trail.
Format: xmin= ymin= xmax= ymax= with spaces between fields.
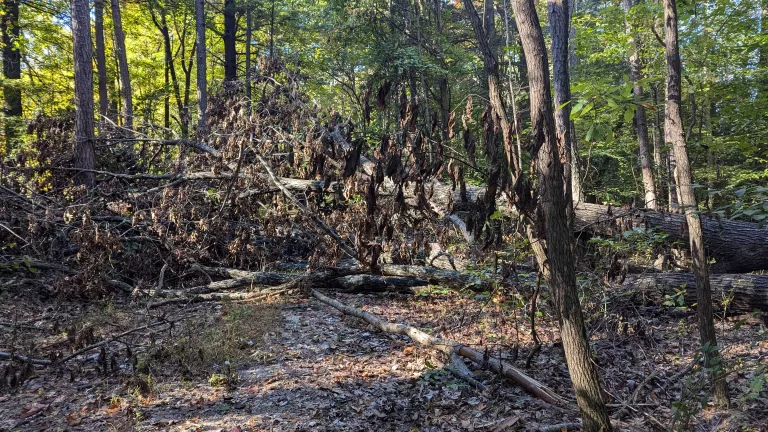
xmin=623 ymin=272 xmax=768 ymax=314
xmin=311 ymin=289 xmax=570 ymax=406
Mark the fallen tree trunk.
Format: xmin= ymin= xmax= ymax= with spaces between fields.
xmin=575 ymin=203 xmax=768 ymax=273
xmin=622 ymin=272 xmax=768 ymax=314
xmin=311 ymin=289 xmax=570 ymax=405
xmin=379 ymin=264 xmax=489 ymax=291
xmin=315 ymin=275 xmax=423 ymax=292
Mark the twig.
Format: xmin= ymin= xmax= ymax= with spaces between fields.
xmin=446 ymin=351 xmax=486 ymax=391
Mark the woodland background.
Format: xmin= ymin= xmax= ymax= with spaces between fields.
xmin=1 ymin=0 xmax=768 ymax=431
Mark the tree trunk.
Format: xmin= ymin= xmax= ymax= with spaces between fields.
xmin=150 ymin=3 xmax=189 ymax=139
xmin=567 ymin=0 xmax=584 ymax=204
xmin=71 ymin=0 xmax=96 ymax=187
xmin=623 ymin=273 xmax=768 ymax=315
xmin=245 ymin=6 xmax=252 ymax=112
xmin=1 ymin=0 xmax=22 ymax=150
xmin=94 ymin=0 xmax=109 ymax=120
xmin=623 ymin=0 xmax=657 ymax=209
xmin=663 ymin=0 xmax=728 ymax=406
xmin=111 ymin=0 xmax=134 ymax=137
xmin=223 ymin=0 xmax=237 ymax=81
xmin=574 ymin=202 xmax=768 ymax=273
xmin=548 ymin=0 xmax=576 ymax=224
xmin=511 ymin=0 xmax=612 ymax=429
xmin=195 ymin=0 xmax=207 ymax=130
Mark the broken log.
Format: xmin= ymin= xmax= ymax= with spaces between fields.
xmin=622 ymin=272 xmax=768 ymax=314
xmin=379 ymin=264 xmax=489 ymax=291
xmin=315 ymin=274 xmax=423 ymax=292
xmin=311 ymin=289 xmax=570 ymax=405
xmin=575 ymin=203 xmax=768 ymax=273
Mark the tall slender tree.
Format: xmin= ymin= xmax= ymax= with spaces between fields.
xmin=111 ymin=0 xmax=134 ymax=136
xmin=512 ymin=0 xmax=613 ymax=429
xmin=2 ymin=0 xmax=23 ymax=150
xmin=548 ymin=0 xmax=576 ymax=220
xmin=623 ymin=0 xmax=657 ymax=209
xmin=71 ymin=0 xmax=96 ymax=187
xmin=196 ymin=0 xmax=207 ymax=129
xmin=663 ymin=0 xmax=728 ymax=407
xmin=223 ymin=0 xmax=237 ymax=81
xmin=94 ymin=0 xmax=110 ymax=120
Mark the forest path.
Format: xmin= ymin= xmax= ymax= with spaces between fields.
xmin=0 ymin=292 xmax=563 ymax=432
xmin=3 ymin=289 xmax=766 ymax=431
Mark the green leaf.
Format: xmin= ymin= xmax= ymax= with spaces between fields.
xmin=585 ymin=123 xmax=595 ymax=142
xmin=623 ymin=106 xmax=635 ymax=124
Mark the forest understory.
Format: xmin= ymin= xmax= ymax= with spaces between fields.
xmin=2 ymin=273 xmax=767 ymax=432
xmin=4 ymin=0 xmax=768 ymax=429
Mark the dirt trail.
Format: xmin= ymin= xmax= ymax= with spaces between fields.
xmin=2 ymin=291 xmax=767 ymax=431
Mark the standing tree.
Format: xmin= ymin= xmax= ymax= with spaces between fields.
xmin=223 ymin=0 xmax=237 ymax=81
xmin=548 ymin=0 xmax=577 ymax=219
xmin=1 ymin=0 xmax=23 ymax=150
xmin=71 ymin=0 xmax=96 ymax=187
xmin=663 ymin=0 xmax=729 ymax=407
xmin=111 ymin=0 xmax=134 ymax=136
xmin=512 ymin=0 xmax=613 ymax=429
xmin=623 ymin=0 xmax=656 ymax=209
xmin=196 ymin=0 xmax=207 ymax=129
xmin=94 ymin=0 xmax=110 ymax=120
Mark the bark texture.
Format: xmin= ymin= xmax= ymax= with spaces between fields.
xmin=574 ymin=203 xmax=768 ymax=273
xmin=548 ymin=0 xmax=577 ymax=215
xmin=624 ymin=273 xmax=768 ymax=314
xmin=511 ymin=0 xmax=612 ymax=429
xmin=664 ymin=0 xmax=728 ymax=406
xmin=71 ymin=0 xmax=97 ymax=187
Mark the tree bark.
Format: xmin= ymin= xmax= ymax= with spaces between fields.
xmin=71 ymin=0 xmax=97 ymax=187
xmin=111 ymin=0 xmax=134 ymax=137
xmin=664 ymin=0 xmax=728 ymax=406
xmin=195 ymin=0 xmax=207 ymax=130
xmin=1 ymin=0 xmax=23 ymax=150
xmin=94 ymin=0 xmax=109 ymax=120
xmin=511 ymin=0 xmax=612 ymax=429
xmin=574 ymin=202 xmax=768 ymax=274
xmin=623 ymin=272 xmax=768 ymax=315
xmin=223 ymin=0 xmax=237 ymax=81
xmin=623 ymin=0 xmax=657 ymax=209
xmin=548 ymin=0 xmax=577 ymax=220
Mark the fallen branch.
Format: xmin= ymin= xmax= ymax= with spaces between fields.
xmin=446 ymin=351 xmax=486 ymax=391
xmin=255 ymin=153 xmax=358 ymax=259
xmin=310 ymin=289 xmax=569 ymax=405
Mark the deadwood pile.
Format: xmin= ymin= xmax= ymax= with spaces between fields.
xmin=2 ymin=61 xmax=767 ymax=404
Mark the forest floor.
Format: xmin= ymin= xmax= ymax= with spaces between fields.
xmin=1 ymin=281 xmax=768 ymax=432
